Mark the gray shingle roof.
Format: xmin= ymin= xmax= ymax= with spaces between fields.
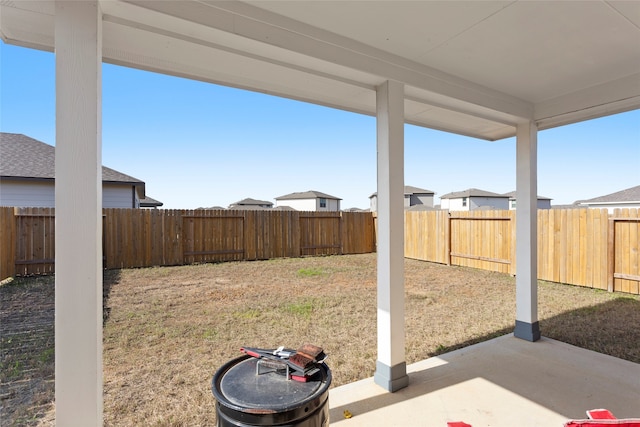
xmin=370 ymin=185 xmax=435 ymax=198
xmin=1 ymin=132 xmax=145 ymax=197
xmin=139 ymin=196 xmax=163 ymax=207
xmin=230 ymin=198 xmax=273 ymax=207
xmin=440 ymin=188 xmax=505 ymax=199
xmin=502 ymin=191 xmax=552 ymax=200
xmin=577 ymin=185 xmax=640 ymax=204
xmin=1 ymin=133 xmax=143 ymax=182
xmin=275 ymin=190 xmax=341 ymax=200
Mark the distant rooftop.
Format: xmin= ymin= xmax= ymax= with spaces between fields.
xmin=275 ymin=190 xmax=341 ymax=200
xmin=370 ymin=185 xmax=435 ymax=198
xmin=228 ymin=198 xmax=273 ymax=209
xmin=503 ymin=191 xmax=552 ymax=200
xmin=575 ymin=185 xmax=640 ymax=204
xmin=440 ymin=188 xmax=504 ymax=199
xmin=1 ymin=132 xmax=146 ymax=198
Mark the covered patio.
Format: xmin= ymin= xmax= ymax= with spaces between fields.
xmin=329 ymin=334 xmax=640 ymax=426
xmin=1 ymin=1 xmax=638 ymax=425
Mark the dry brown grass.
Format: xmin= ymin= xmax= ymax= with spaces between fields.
xmin=1 ymin=253 xmax=638 ymax=426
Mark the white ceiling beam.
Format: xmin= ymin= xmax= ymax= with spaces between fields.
xmin=123 ymin=0 xmax=534 ymax=121
xmin=0 ymin=3 xmax=55 ymax=52
xmin=535 ymin=72 xmax=640 ymax=130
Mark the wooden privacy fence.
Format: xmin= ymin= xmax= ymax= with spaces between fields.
xmin=0 ymin=208 xmax=376 ymax=278
xmin=405 ymin=208 xmax=639 ymax=294
xmin=2 ymin=207 xmax=637 ymax=295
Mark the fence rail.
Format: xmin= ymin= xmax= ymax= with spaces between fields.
xmin=0 ymin=208 xmax=375 ymax=278
xmin=1 ymin=207 xmax=637 ymax=295
xmin=403 ymin=208 xmax=639 ymax=294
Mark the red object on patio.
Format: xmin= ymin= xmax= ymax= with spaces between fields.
xmin=564 ymin=409 xmax=640 ymax=427
xmin=447 ymin=423 xmax=472 ymax=427
xmin=564 ymin=421 xmax=640 ymax=427
xmin=588 ymin=410 xmax=619 ymax=420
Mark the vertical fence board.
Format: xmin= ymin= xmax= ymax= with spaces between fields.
xmin=630 ymin=209 xmax=640 ymax=294
xmin=0 ymin=207 xmax=16 ymax=280
xmin=3 ymin=207 xmax=638 ymax=295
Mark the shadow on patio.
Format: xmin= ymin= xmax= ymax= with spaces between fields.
xmin=329 ymin=298 xmax=640 ymax=427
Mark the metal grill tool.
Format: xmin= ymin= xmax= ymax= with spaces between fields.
xmin=240 ymin=344 xmax=327 ymax=382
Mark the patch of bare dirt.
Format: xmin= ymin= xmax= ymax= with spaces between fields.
xmin=0 ymin=277 xmax=55 ymax=426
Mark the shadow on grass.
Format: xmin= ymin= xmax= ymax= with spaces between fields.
xmin=0 ymin=269 xmax=122 ymax=426
xmin=541 ymin=296 xmax=640 ymax=363
xmin=426 ymin=296 xmax=640 ymax=364
xmin=103 ymin=269 xmax=121 ymax=325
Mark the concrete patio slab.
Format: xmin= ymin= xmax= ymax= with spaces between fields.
xmin=328 ymin=334 xmax=640 ymax=427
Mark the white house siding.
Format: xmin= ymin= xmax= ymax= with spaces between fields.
xmin=470 ymin=197 xmax=509 ymax=210
xmin=103 ymin=184 xmax=139 ymax=208
xmin=276 ymin=199 xmax=317 ymax=211
xmin=0 ymin=180 xmax=56 ymax=207
xmin=323 ymin=198 xmax=340 ymax=211
xmin=407 ymin=194 xmax=434 ymax=208
xmin=0 ymin=180 xmax=139 ymax=208
xmin=276 ymin=198 xmax=340 ymax=211
xmin=509 ymin=199 xmax=552 ymax=210
xmin=442 ymin=197 xmax=509 ymax=211
xmin=372 ymin=194 xmax=433 ymax=211
xmin=581 ymin=202 xmax=640 ymax=213
xmin=442 ymin=198 xmax=467 ymax=211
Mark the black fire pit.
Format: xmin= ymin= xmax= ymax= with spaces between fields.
xmin=212 ymin=354 xmax=332 ymax=426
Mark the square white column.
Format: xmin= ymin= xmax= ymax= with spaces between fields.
xmin=515 ymin=120 xmax=540 ymax=341
xmin=55 ymin=1 xmax=103 ymax=424
xmin=374 ymin=80 xmax=409 ymax=392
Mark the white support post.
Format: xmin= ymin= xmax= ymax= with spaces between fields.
xmin=514 ymin=120 xmax=540 ymax=342
xmin=374 ymin=80 xmax=409 ymax=392
xmin=55 ymin=1 xmax=103 ymax=425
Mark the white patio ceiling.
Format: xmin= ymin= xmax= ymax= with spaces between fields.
xmin=2 ymin=0 xmax=639 ymax=141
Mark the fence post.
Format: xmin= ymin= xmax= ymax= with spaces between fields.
xmin=445 ymin=212 xmax=451 ymax=266
xmin=607 ymin=217 xmax=615 ymax=292
xmin=0 ymin=207 xmax=17 ymax=280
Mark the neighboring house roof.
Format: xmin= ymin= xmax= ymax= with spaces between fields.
xmin=0 ymin=132 xmax=146 ymax=198
xmin=370 ymin=185 xmax=435 ymax=198
xmin=406 ymin=204 xmax=438 ymax=212
xmin=228 ymin=197 xmax=273 ymax=208
xmin=139 ymin=196 xmax=163 ymax=207
xmin=275 ymin=190 xmax=341 ymax=200
xmin=272 ymin=205 xmax=297 ymax=211
xmin=575 ymin=185 xmax=640 ymax=205
xmin=228 ymin=205 xmax=271 ymax=210
xmin=440 ymin=188 xmax=505 ymax=199
xmin=503 ymin=191 xmax=552 ymax=200
xmin=551 ymin=204 xmax=581 ymax=209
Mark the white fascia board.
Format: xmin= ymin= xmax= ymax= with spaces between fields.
xmin=0 ymin=3 xmax=55 ymax=52
xmin=584 ymin=201 xmax=640 ymax=206
xmin=535 ymin=72 xmax=640 ymax=130
xmin=123 ymin=0 xmax=534 ymax=121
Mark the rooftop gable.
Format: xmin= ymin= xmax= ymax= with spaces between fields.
xmin=576 ymin=185 xmax=640 ymax=204
xmin=440 ymin=188 xmax=505 ymax=199
xmin=503 ymin=191 xmax=552 ymax=200
xmin=275 ymin=190 xmax=341 ymax=201
xmin=0 ymin=132 xmax=146 ymax=198
xmin=230 ymin=197 xmax=273 ymax=206
xmin=370 ymin=185 xmax=435 ymax=198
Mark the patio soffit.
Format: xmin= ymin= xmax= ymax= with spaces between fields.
xmin=1 ymin=0 xmax=639 ymax=141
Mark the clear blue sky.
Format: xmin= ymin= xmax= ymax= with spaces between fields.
xmin=2 ymin=41 xmax=639 ymax=209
